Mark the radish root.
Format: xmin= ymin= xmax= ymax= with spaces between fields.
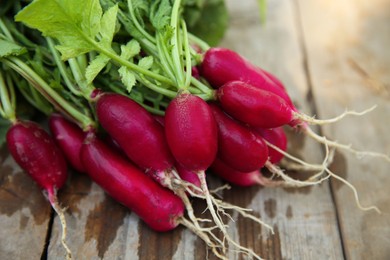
xmin=47 ymin=189 xmax=72 ymax=260
xmin=303 ymin=126 xmax=390 ymax=162
xmin=266 ymin=138 xmax=381 ymax=213
xmin=293 ymin=105 xmax=377 ymax=126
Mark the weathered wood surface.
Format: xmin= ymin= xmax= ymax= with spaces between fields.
xmin=297 ymin=0 xmax=390 ymax=259
xmin=1 ymin=0 xmax=389 ymax=259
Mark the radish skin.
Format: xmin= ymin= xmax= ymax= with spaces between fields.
xmin=6 ymin=120 xmax=72 ymax=259
xmin=80 ymin=132 xmax=184 ymax=232
xmin=209 ymin=103 xmax=269 ymax=172
xmin=210 ymin=158 xmax=283 ymax=188
xmin=256 ymin=127 xmax=288 ymax=164
xmin=217 ymin=81 xmax=294 ymax=128
xmin=165 ymin=92 xmax=218 ymax=171
xmin=200 ymin=47 xmax=294 ymax=107
xmin=96 ymin=93 xmax=175 ymax=184
xmin=49 ymin=113 xmax=86 ymax=173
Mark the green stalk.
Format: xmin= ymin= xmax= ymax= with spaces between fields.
xmin=169 ymin=0 xmax=185 ymax=87
xmin=188 ymin=33 xmax=210 ymax=52
xmin=0 ymin=18 xmax=14 ymax=42
xmin=181 ymin=20 xmax=192 ymax=90
xmin=0 ymin=70 xmax=16 ymax=122
xmin=46 ymin=37 xmax=82 ymax=96
xmin=4 ymin=57 xmax=94 ymax=130
xmin=156 ymin=33 xmax=176 ymax=83
xmin=127 ymin=0 xmax=156 ymax=44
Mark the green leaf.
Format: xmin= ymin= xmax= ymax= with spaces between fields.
xmin=100 ymin=4 xmax=119 ymax=47
xmin=81 ymin=0 xmax=103 ymax=37
xmin=85 ymin=54 xmax=110 ymax=83
xmin=0 ymin=39 xmax=26 ymax=58
xmin=120 ymin=40 xmax=141 ymax=60
xmin=118 ymin=66 xmax=136 ymax=93
xmin=188 ymin=0 xmax=228 ymax=46
xmin=138 ymin=56 xmax=154 ymax=70
xmin=150 ymin=0 xmax=172 ymax=30
xmin=15 ymin=0 xmax=97 ymax=58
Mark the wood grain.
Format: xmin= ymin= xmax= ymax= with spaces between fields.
xmin=297 ymin=0 xmax=390 ymax=259
xmin=0 ymin=146 xmax=51 ymax=259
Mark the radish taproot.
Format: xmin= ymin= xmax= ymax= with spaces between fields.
xmin=6 ymin=120 xmax=72 ymax=259
xmin=209 ymin=103 xmax=269 ymax=172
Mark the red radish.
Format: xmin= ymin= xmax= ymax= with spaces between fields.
xmin=200 ymin=47 xmax=294 ymax=107
xmin=209 ymin=103 xmax=268 ymax=172
xmin=49 ymin=113 xmax=86 ymax=173
xmin=6 ymin=120 xmax=72 ymax=259
xmin=191 ymin=66 xmax=200 ymax=80
xmin=261 ymin=69 xmax=285 ymax=90
xmin=165 ymin=92 xmax=218 ymax=171
xmin=153 ymin=114 xmax=165 ymax=126
xmin=95 ymin=93 xmax=175 ymax=185
xmin=81 ymin=132 xmax=184 ymax=231
xmin=217 ymin=81 xmax=293 ymax=128
xmin=256 ymin=127 xmax=288 ymax=164
xmin=175 ymin=163 xmax=201 ymax=193
xmin=210 ymin=158 xmax=282 ymax=187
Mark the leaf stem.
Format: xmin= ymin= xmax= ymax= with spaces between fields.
xmin=3 ymin=57 xmax=95 ymax=130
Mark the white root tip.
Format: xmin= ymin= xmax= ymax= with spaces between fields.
xmin=293 ymin=104 xmax=377 ymax=126
xmin=48 ymin=192 xmax=72 ymax=260
xmin=304 ymin=127 xmax=390 ymax=162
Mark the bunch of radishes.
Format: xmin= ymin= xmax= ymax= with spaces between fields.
xmin=1 ymin=0 xmax=388 ymax=259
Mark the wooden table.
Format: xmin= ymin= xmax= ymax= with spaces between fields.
xmin=1 ymin=0 xmax=389 ymax=259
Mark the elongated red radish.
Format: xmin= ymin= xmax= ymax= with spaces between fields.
xmin=6 ymin=120 xmax=72 ymax=259
xmin=96 ymin=93 xmax=175 ymax=185
xmin=165 ymin=92 xmax=218 ymax=171
xmin=256 ymin=127 xmax=288 ymax=164
xmin=200 ymin=47 xmax=294 ymax=107
xmin=80 ymin=132 xmax=184 ymax=232
xmin=217 ymin=81 xmax=294 ymax=128
xmin=164 ymin=93 xmax=263 ymax=258
xmin=209 ymin=103 xmax=268 ymax=172
xmin=210 ymin=158 xmax=283 ymax=188
xmin=49 ymin=113 xmax=86 ymax=173
xmin=260 ymin=69 xmax=284 ymax=90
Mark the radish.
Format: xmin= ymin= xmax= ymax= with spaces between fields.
xmin=217 ymin=81 xmax=293 ymax=128
xmin=209 ymin=103 xmax=269 ymax=172
xmin=49 ymin=113 xmax=86 ymax=173
xmin=175 ymin=163 xmax=202 ymax=194
xmin=95 ymin=93 xmax=175 ymax=186
xmin=81 ymin=132 xmax=183 ymax=231
xmin=165 ymin=92 xmax=218 ymax=171
xmin=256 ymin=127 xmax=288 ymax=164
xmin=210 ymin=158 xmax=283 ymax=188
xmin=80 ymin=132 xmax=224 ymax=256
xmin=6 ymin=120 xmax=72 ymax=259
xmin=200 ymin=47 xmax=294 ymax=107
xmin=164 ymin=92 xmax=263 ymax=257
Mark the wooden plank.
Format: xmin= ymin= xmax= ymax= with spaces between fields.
xmin=297 ymin=0 xmax=390 ymax=259
xmin=0 ymin=145 xmax=51 ymax=259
